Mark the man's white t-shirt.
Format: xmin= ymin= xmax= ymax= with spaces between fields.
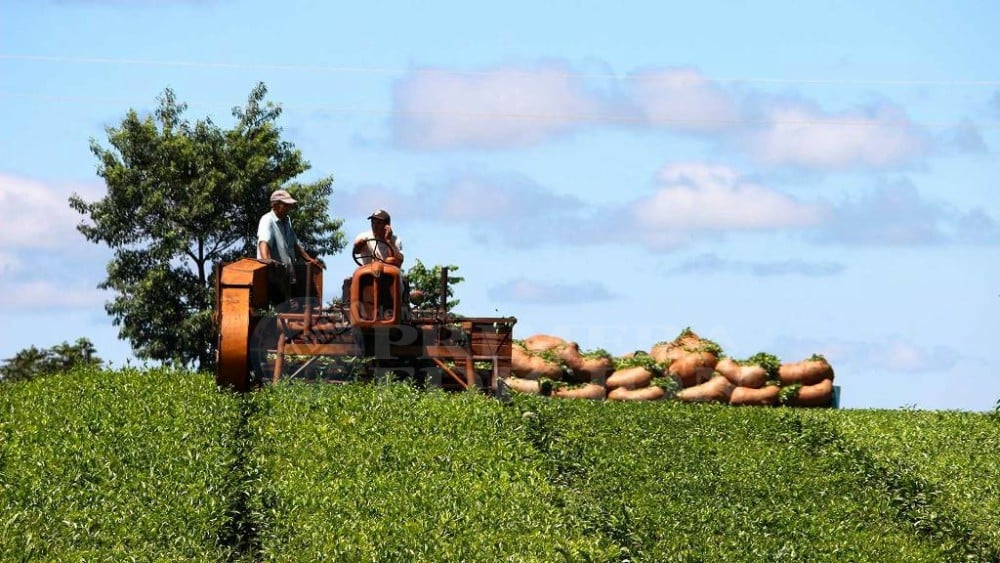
xmin=354 ymin=230 xmax=403 ymax=264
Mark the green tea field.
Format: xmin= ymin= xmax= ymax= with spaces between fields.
xmin=2 ymin=369 xmax=998 ymax=561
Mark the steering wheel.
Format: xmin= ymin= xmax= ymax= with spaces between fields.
xmin=353 ymin=237 xmax=387 ymax=267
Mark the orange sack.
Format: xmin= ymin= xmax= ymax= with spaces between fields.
xmin=553 ymin=383 xmax=607 ymax=400
xmin=511 ymin=344 xmax=564 ymax=381
xmin=676 ymin=375 xmax=735 ymax=403
xmin=730 ymin=385 xmax=780 ymax=406
xmin=608 ymin=385 xmax=666 ymax=402
xmin=790 ymin=378 xmax=834 ymax=407
xmin=606 ymin=366 xmax=654 ymax=390
xmin=668 ymin=351 xmax=719 ymax=388
xmin=716 ymin=358 xmax=768 ymax=388
xmin=778 ymin=357 xmax=834 ymax=386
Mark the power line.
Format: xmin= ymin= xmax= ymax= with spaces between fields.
xmin=0 ymin=54 xmax=405 ymax=77
xmin=3 ymin=53 xmax=1000 ymax=87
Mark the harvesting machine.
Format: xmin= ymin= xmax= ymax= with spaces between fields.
xmin=214 ymin=243 xmax=516 ymax=392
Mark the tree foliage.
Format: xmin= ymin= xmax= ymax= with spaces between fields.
xmin=70 ymin=83 xmax=345 ymax=370
xmin=0 ymin=338 xmax=102 ymax=383
xmin=406 ymin=259 xmax=463 ymax=311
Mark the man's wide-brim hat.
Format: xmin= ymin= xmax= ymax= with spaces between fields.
xmin=270 ymin=189 xmax=297 ymax=204
xmin=367 ymin=209 xmax=391 ymax=223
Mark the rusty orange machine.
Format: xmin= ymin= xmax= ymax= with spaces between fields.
xmin=214 ymin=247 xmax=516 ymax=393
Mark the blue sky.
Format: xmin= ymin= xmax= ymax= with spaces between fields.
xmin=1 ymin=1 xmax=998 ymax=410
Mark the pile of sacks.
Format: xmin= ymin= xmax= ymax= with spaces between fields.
xmin=503 ymin=329 xmax=835 ymax=407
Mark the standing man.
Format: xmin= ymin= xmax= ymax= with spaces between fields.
xmin=353 ymin=209 xmax=404 ymax=267
xmin=258 ymin=189 xmax=324 ymax=289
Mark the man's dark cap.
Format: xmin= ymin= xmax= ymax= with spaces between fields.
xmin=367 ymin=209 xmax=391 ymax=224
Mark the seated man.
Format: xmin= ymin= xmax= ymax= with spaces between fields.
xmin=351 ymin=209 xmax=409 ymax=318
xmin=352 ymin=208 xmax=403 ymax=266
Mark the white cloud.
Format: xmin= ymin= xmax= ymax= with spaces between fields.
xmin=867 ymin=339 xmax=961 ymax=374
xmin=952 ymin=208 xmax=1000 ymax=244
xmin=488 ymin=278 xmax=615 ymax=304
xmin=392 ymin=63 xmax=608 ymax=149
xmin=814 ymin=179 xmax=1000 ymax=246
xmin=338 ymin=163 xmax=836 ymax=253
xmin=338 ymin=183 xmax=413 ymax=220
xmin=775 ymin=335 xmax=962 ymax=374
xmin=880 ymin=341 xmax=926 ymax=372
xmin=436 ymin=173 xmax=583 ymax=222
xmin=632 ymin=163 xmax=828 ymax=232
xmin=666 ymin=253 xmax=845 ymax=277
xmin=390 ymin=62 xmax=933 ymax=172
xmin=745 ymin=101 xmax=928 ymax=169
xmin=0 ymin=174 xmax=90 ymax=249
xmin=0 ymin=279 xmax=109 ymax=311
xmin=627 ymin=67 xmax=743 ymax=133
xmin=0 ymin=175 xmax=120 ymax=312
xmin=939 ymin=120 xmax=988 ymax=154
xmin=0 ymin=252 xmax=20 ymax=275
xmin=336 ymin=170 xmax=591 ymax=249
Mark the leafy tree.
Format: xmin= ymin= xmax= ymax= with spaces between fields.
xmin=70 ymin=83 xmax=345 ymax=370
xmin=0 ymin=338 xmax=102 ymax=383
xmin=406 ymin=260 xmax=463 ymax=311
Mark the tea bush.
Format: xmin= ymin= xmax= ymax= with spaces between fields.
xmin=4 ymin=369 xmax=999 ymax=561
xmin=802 ymin=408 xmax=1000 ymax=559
xmin=0 ymin=368 xmax=241 ymax=561
xmin=246 ymin=383 xmax=618 ymax=561
xmin=512 ymin=396 xmax=958 ymax=561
